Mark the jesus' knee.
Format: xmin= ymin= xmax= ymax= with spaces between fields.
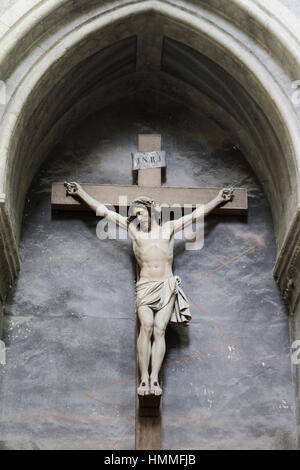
xmin=140 ymin=321 xmax=153 ymax=339
xmin=153 ymin=325 xmax=165 ymax=340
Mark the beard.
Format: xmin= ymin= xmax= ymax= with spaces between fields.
xmin=139 ymin=220 xmax=151 ymax=232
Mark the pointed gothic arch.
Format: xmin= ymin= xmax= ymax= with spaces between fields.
xmin=0 ymin=0 xmax=299 ymax=314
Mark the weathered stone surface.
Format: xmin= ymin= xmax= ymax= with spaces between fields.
xmin=0 ymin=99 xmax=296 ymax=449
xmin=0 ymin=0 xmax=300 ymax=450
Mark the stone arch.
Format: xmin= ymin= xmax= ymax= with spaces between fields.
xmin=0 ymin=0 xmax=299 ymax=314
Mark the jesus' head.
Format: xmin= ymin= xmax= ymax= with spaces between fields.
xmin=127 ymin=196 xmax=160 ymax=232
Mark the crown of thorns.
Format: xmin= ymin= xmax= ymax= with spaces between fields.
xmin=130 ymin=196 xmax=155 ymax=208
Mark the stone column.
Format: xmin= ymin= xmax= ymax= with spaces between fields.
xmin=274 ymin=212 xmax=300 ymax=448
xmin=0 ymin=196 xmax=20 ymax=333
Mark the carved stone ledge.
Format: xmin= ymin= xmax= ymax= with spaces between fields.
xmin=274 ymin=209 xmax=300 ymax=314
xmin=0 ymin=194 xmax=20 ymax=303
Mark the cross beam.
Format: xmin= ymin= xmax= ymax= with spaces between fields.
xmin=51 ymin=184 xmax=247 ymax=215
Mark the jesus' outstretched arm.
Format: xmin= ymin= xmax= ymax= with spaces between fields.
xmin=64 ymin=181 xmax=128 ymax=230
xmin=172 ymin=188 xmax=234 ymax=234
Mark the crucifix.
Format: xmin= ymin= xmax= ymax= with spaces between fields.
xmin=51 ymin=134 xmax=247 ymax=449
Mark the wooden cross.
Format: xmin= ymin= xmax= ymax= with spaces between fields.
xmin=51 ymin=134 xmax=247 ymax=450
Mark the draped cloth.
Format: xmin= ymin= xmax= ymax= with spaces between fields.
xmin=135 ymin=276 xmax=192 ymax=326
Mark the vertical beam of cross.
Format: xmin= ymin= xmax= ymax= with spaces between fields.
xmin=135 ymin=134 xmax=163 ymax=450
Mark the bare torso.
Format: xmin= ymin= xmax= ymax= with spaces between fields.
xmin=129 ymin=223 xmax=174 ymax=280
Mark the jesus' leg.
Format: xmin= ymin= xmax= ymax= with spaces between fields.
xmin=137 ymin=305 xmax=154 ymax=395
xmin=150 ymin=298 xmax=175 ymax=395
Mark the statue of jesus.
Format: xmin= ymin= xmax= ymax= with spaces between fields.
xmin=64 ymin=182 xmax=233 ymax=396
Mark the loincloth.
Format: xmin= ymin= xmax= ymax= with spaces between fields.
xmin=135 ymin=276 xmax=191 ymax=326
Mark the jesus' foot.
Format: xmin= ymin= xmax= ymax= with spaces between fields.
xmin=150 ymin=379 xmax=162 ymax=396
xmin=137 ymin=380 xmax=150 ymax=396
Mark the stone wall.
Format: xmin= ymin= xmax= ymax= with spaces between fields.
xmin=0 ymin=97 xmax=296 ymax=449
xmin=0 ymin=0 xmax=300 ymax=448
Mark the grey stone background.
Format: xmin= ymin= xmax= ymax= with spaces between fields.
xmin=0 ymin=95 xmax=296 ymax=449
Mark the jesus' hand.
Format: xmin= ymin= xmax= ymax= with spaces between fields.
xmin=64 ymin=181 xmax=82 ymax=196
xmin=218 ymin=188 xmax=234 ymax=203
